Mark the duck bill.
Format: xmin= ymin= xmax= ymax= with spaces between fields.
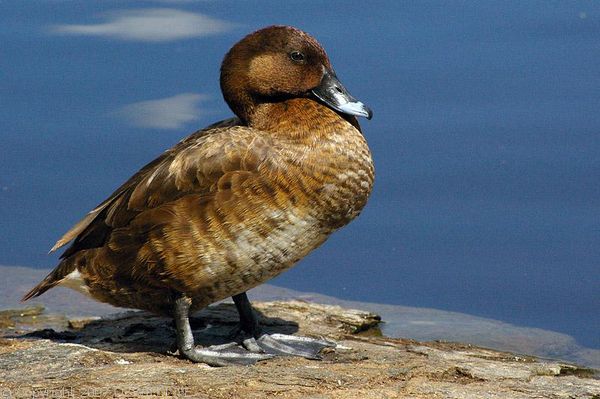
xmin=312 ymin=71 xmax=373 ymax=120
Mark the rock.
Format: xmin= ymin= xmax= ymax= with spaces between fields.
xmin=0 ymin=301 xmax=598 ymax=399
xmin=67 ymin=316 xmax=101 ymax=330
xmin=3 ymin=265 xmax=598 ymax=368
xmin=0 ymin=304 xmax=45 ymax=328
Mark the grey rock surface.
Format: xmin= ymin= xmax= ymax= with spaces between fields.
xmin=2 ymin=264 xmax=597 ymax=368
xmin=0 ymin=300 xmax=598 ymax=399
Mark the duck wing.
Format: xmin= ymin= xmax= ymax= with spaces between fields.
xmin=52 ymin=117 xmax=243 ymax=258
xmin=23 ymin=117 xmax=278 ymax=300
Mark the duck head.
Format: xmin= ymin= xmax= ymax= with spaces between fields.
xmin=220 ymin=25 xmax=372 ymax=126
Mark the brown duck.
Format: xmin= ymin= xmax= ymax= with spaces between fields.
xmin=23 ymin=25 xmax=374 ymax=366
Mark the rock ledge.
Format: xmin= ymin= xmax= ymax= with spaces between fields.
xmin=0 ymin=301 xmax=598 ymax=399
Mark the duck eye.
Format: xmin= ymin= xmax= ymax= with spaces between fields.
xmin=289 ymin=51 xmax=305 ymax=63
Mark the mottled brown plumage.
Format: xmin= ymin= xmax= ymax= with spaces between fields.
xmin=24 ymin=26 xmax=374 ymax=321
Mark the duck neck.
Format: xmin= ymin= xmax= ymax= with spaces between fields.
xmin=246 ymin=98 xmax=361 ymax=140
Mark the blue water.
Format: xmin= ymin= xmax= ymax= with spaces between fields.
xmin=1 ymin=1 xmax=598 ymax=349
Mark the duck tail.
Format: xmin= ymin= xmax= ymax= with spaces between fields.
xmin=21 ymin=258 xmax=77 ymax=302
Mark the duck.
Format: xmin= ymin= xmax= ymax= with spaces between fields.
xmin=23 ymin=25 xmax=374 ymax=366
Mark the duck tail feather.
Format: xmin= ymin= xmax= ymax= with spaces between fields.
xmin=21 ymin=259 xmax=77 ymax=302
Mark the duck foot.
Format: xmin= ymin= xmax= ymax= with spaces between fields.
xmin=243 ymin=333 xmax=335 ymax=359
xmin=178 ymin=341 xmax=273 ymax=366
xmin=173 ymin=295 xmax=273 ymax=366
xmin=233 ymin=292 xmax=336 ymax=359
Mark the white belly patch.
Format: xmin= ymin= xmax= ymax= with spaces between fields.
xmin=59 ymin=269 xmax=92 ymax=297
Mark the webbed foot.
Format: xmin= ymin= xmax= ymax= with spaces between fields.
xmin=233 ymin=292 xmax=336 ymax=359
xmin=178 ymin=341 xmax=273 ymax=366
xmin=173 ymin=295 xmax=272 ymax=366
xmin=245 ymin=333 xmax=335 ymax=359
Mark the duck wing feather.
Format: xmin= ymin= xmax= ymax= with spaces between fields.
xmin=23 ymin=117 xmax=279 ymax=300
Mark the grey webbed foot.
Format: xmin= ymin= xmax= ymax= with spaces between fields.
xmin=250 ymin=333 xmax=335 ymax=359
xmin=233 ymin=292 xmax=336 ymax=359
xmin=173 ymin=295 xmax=273 ymax=366
xmin=178 ymin=341 xmax=273 ymax=367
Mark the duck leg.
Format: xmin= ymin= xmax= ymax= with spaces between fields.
xmin=173 ymin=295 xmax=273 ymax=366
xmin=232 ymin=292 xmax=335 ymax=359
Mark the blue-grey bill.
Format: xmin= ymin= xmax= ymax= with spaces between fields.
xmin=335 ymin=100 xmax=372 ymax=119
xmin=312 ymin=71 xmax=373 ymax=120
